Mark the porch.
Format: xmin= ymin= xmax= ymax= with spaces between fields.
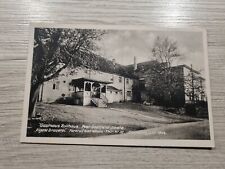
xmin=70 ymin=77 xmax=112 ymax=106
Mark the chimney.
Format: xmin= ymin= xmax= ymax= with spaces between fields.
xmin=112 ymin=58 xmax=116 ymax=66
xmin=112 ymin=58 xmax=116 ymax=71
xmin=134 ymin=56 xmax=137 ymax=70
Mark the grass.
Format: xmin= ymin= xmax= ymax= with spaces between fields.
xmin=108 ymin=102 xmax=200 ymax=122
xmin=27 ymin=102 xmax=210 ymax=139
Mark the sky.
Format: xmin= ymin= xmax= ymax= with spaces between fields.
xmin=95 ymin=29 xmax=206 ymax=75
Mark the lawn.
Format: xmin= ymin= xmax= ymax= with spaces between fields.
xmin=27 ymin=102 xmax=210 ymax=139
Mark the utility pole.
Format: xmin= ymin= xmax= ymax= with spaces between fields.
xmin=124 ymin=77 xmax=126 ymax=102
xmin=40 ymin=83 xmax=44 ymax=102
xmin=191 ymin=64 xmax=195 ymax=103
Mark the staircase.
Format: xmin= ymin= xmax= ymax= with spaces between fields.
xmin=100 ymin=94 xmax=108 ymax=104
xmin=91 ymin=95 xmax=108 ymax=108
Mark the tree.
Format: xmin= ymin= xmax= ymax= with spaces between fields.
xmin=144 ymin=36 xmax=181 ymax=107
xmin=29 ymin=28 xmax=104 ymax=117
xmin=184 ymin=66 xmax=206 ymax=103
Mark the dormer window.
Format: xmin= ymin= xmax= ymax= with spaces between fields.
xmin=53 ymin=81 xmax=60 ymax=90
xmin=119 ymin=76 xmax=122 ymax=83
xmin=126 ymin=78 xmax=129 ymax=84
xmin=53 ymin=84 xmax=56 ymax=90
xmin=110 ymin=76 xmax=114 ymax=82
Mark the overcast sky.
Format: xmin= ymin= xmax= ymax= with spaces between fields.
xmin=95 ymin=29 xmax=206 ymax=75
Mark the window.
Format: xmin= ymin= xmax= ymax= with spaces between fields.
xmin=63 ymin=80 xmax=66 ymax=83
xmin=127 ymin=91 xmax=132 ymax=97
xmin=85 ymin=82 xmax=91 ymax=91
xmin=101 ymin=86 xmax=106 ymax=93
xmin=53 ymin=84 xmax=56 ymax=90
xmin=115 ymin=91 xmax=118 ymax=94
xmin=119 ymin=76 xmax=122 ymax=83
xmin=110 ymin=76 xmax=114 ymax=82
xmin=53 ymin=82 xmax=59 ymax=90
xmin=55 ymin=81 xmax=60 ymax=90
xmin=126 ymin=78 xmax=129 ymax=84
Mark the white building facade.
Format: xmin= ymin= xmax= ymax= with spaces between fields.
xmin=39 ymin=67 xmax=134 ymax=105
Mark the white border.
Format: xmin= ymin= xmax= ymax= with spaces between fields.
xmin=20 ymin=23 xmax=215 ymax=148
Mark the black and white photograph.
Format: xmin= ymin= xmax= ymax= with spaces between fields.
xmin=21 ymin=24 xmax=214 ymax=147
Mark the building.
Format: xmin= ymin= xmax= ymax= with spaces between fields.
xmin=39 ymin=66 xmax=134 ymax=106
xmin=39 ymin=56 xmax=206 ymax=108
xmin=129 ymin=61 xmax=206 ymax=107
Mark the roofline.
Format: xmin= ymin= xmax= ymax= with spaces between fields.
xmin=173 ymin=64 xmax=200 ymax=74
xmin=70 ymin=66 xmax=137 ymax=79
xmin=71 ymin=77 xmax=113 ymax=84
xmin=107 ymin=86 xmax=122 ymax=91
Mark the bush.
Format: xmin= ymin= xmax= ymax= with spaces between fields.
xmin=55 ymin=97 xmax=74 ymax=105
xmin=184 ymin=103 xmax=197 ymax=116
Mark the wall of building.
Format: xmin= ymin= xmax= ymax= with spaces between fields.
xmin=106 ymin=90 xmax=123 ymax=103
xmin=39 ymin=67 xmax=134 ymax=104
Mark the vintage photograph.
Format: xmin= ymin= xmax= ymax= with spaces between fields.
xmin=21 ymin=24 xmax=214 ymax=147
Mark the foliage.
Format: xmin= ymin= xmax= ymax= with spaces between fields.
xmin=143 ymin=36 xmax=206 ymax=108
xmin=32 ymin=28 xmax=104 ymax=87
xmin=184 ymin=70 xmax=206 ymax=102
xmin=29 ymin=28 xmax=104 ymax=117
xmin=152 ymin=36 xmax=180 ymax=67
xmin=144 ymin=36 xmax=182 ymax=107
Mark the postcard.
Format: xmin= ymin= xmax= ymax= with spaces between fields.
xmin=20 ymin=23 xmax=215 ymax=148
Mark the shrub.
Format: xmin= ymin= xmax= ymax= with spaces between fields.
xmin=55 ymin=97 xmax=74 ymax=105
xmin=185 ymin=103 xmax=197 ymax=116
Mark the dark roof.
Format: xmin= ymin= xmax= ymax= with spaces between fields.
xmin=82 ymin=54 xmax=202 ymax=80
xmin=127 ymin=61 xmax=201 ymax=76
xmin=126 ymin=60 xmax=162 ymax=74
xmin=126 ymin=60 xmax=158 ymax=69
xmin=92 ymin=55 xmax=136 ymax=79
xmin=127 ymin=61 xmax=201 ymax=74
xmin=71 ymin=77 xmax=112 ymax=86
xmin=179 ymin=65 xmax=200 ymax=74
xmin=107 ymin=86 xmax=122 ymax=91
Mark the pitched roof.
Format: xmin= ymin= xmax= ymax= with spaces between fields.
xmin=92 ymin=55 xmax=136 ymax=79
xmin=178 ymin=64 xmax=200 ymax=74
xmin=107 ymin=86 xmax=122 ymax=91
xmin=71 ymin=77 xmax=112 ymax=86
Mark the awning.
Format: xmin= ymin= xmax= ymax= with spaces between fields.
xmin=71 ymin=77 xmax=112 ymax=87
xmin=107 ymin=86 xmax=122 ymax=92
